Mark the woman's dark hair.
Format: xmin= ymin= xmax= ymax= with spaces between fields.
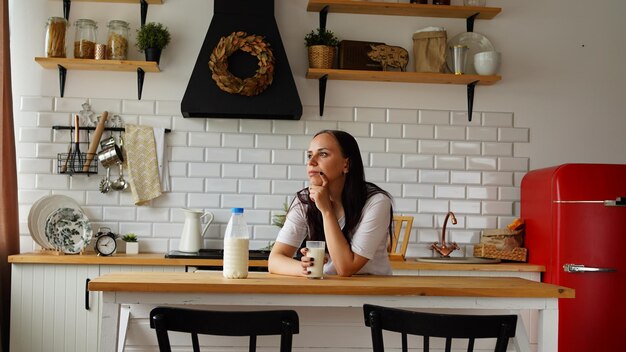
xmin=293 ymin=130 xmax=393 ymax=244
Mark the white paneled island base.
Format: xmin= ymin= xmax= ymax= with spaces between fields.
xmin=89 ymin=272 xmax=574 ymax=352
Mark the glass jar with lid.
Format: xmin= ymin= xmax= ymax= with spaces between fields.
xmin=106 ymin=20 xmax=130 ymax=60
xmin=45 ymin=17 xmax=68 ymax=58
xmin=74 ymin=19 xmax=97 ymax=59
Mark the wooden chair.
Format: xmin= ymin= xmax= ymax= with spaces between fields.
xmin=388 ymin=215 xmax=414 ymax=261
xmin=363 ymin=304 xmax=517 ymax=352
xmin=150 ymin=306 xmax=299 ymax=352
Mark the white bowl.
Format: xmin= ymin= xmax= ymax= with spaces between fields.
xmin=473 ymin=51 xmax=501 ymax=75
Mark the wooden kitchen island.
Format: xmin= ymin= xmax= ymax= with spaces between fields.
xmin=89 ymin=271 xmax=573 ymax=352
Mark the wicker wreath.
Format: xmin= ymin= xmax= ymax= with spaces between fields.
xmin=209 ymin=31 xmax=275 ymax=96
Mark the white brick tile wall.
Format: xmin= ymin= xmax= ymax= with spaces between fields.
xmin=337 ymin=121 xmax=370 ymax=137
xmin=16 ymin=101 xmax=527 ymax=254
xmin=240 ymin=180 xmax=271 ymax=194
xmin=273 ymin=120 xmax=305 ymax=135
xmin=172 ymin=116 xmax=206 ymax=131
xmin=483 ymin=112 xmax=513 ymax=127
xmin=256 ymin=165 xmax=287 ymax=179
xmin=419 ymin=170 xmax=449 ymax=183
xmin=419 ymin=110 xmax=449 ymax=125
xmin=435 ymin=126 xmax=465 ymax=140
xmin=223 ymin=164 xmax=254 ymax=178
xmin=241 ymin=120 xmax=272 ymax=134
xmin=371 ymin=153 xmax=402 ymax=168
xmin=207 ymin=119 xmax=239 ymax=132
xmin=499 ymin=127 xmax=529 ymax=142
xmin=272 ymin=150 xmax=304 ymax=164
xmin=305 ymin=121 xmax=338 ymax=134
xmin=355 ymin=107 xmax=386 ymax=122
xmin=450 ymin=141 xmax=481 ymax=155
xmin=189 ymin=132 xmax=220 ymax=147
xmin=434 ymin=156 xmax=465 ymax=170
xmin=122 ymin=100 xmax=155 ymax=115
xmin=387 ymin=139 xmax=417 ymax=153
xmin=371 ymin=123 xmax=402 ymax=138
xmin=21 ymin=96 xmax=54 ymax=112
xmin=483 ymin=142 xmax=512 ymax=156
xmin=435 ymin=185 xmax=465 ymax=199
xmin=155 ymin=101 xmax=181 ymax=116
xmin=388 ymin=109 xmax=418 ymax=124
xmin=387 ymin=168 xmax=418 ymax=183
xmin=403 ymin=154 xmax=433 ymax=168
xmin=222 ymin=133 xmax=254 ymax=148
xmin=256 ymin=135 xmax=287 ymax=149
xmin=404 ymin=124 xmax=434 ymax=139
xmin=240 ymin=149 xmax=271 ymax=164
xmin=206 ymin=148 xmax=238 ymax=163
xmin=467 ymin=127 xmax=497 ymax=141
xmin=419 ymin=140 xmax=449 ymax=154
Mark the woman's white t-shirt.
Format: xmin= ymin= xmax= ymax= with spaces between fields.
xmin=275 ymin=192 xmax=393 ymax=275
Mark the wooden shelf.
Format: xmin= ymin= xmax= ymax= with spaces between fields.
xmin=306 ymin=68 xmax=500 ymax=85
xmin=307 ymin=0 xmax=501 ymax=20
xmin=35 ymin=57 xmax=160 ymax=72
xmin=36 ymin=57 xmax=159 ymax=99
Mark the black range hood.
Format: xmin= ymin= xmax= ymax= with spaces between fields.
xmin=181 ymin=0 xmax=302 ymax=120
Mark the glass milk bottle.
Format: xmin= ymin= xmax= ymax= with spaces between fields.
xmin=223 ymin=208 xmax=249 ymax=279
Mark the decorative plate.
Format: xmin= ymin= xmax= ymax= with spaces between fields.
xmin=29 ymin=195 xmax=83 ymax=249
xmin=445 ymin=32 xmax=495 ymax=75
xmin=44 ymin=207 xmax=93 ymax=254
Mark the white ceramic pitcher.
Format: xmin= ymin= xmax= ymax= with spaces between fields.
xmin=179 ymin=208 xmax=214 ymax=253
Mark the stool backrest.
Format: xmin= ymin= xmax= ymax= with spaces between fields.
xmin=363 ymin=304 xmax=517 ymax=352
xmin=150 ymin=307 xmax=299 ymax=352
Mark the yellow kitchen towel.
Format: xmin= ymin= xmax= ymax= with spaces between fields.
xmin=124 ymin=124 xmax=162 ymax=205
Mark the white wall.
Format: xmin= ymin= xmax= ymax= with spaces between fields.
xmin=9 ymin=0 xmax=626 ymax=254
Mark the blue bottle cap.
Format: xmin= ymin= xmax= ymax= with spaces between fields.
xmin=231 ymin=208 xmax=244 ymax=213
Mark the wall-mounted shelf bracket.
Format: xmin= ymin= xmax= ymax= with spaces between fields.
xmin=63 ymin=0 xmax=71 ymax=20
xmin=137 ymin=68 xmax=145 ymax=100
xmin=467 ymin=80 xmax=478 ymax=122
xmin=140 ymin=0 xmax=148 ymax=26
xmin=318 ymin=74 xmax=328 ymax=116
xmin=58 ymin=64 xmax=67 ymax=97
xmin=319 ymin=5 xmax=329 ymax=30
xmin=466 ymin=13 xmax=479 ymax=32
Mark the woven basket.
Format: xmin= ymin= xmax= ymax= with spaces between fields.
xmin=308 ymin=45 xmax=335 ymax=69
xmin=473 ymin=244 xmax=528 ymax=262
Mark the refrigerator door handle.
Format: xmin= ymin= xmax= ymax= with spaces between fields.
xmin=604 ymin=196 xmax=626 ymax=206
xmin=563 ymin=263 xmax=617 ymax=273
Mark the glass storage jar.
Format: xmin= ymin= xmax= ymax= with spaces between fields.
xmin=106 ymin=20 xmax=130 ymax=60
xmin=74 ymin=19 xmax=97 ymax=59
xmin=45 ymin=17 xmax=68 ymax=58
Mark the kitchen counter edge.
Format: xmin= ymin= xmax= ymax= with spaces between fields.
xmin=8 ymin=253 xmax=544 ymax=272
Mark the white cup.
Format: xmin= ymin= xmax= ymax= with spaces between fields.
xmin=473 ymin=51 xmax=501 ymax=75
xmin=306 ymin=241 xmax=326 ymax=279
xmin=464 ymin=0 xmax=486 ymax=6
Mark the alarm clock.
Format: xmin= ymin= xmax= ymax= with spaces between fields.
xmin=94 ymin=227 xmax=117 ymax=256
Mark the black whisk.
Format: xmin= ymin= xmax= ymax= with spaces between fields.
xmin=69 ymin=114 xmax=84 ymax=173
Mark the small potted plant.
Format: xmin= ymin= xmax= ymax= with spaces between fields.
xmin=304 ymin=28 xmax=339 ymax=69
xmin=122 ymin=233 xmax=139 ymax=255
xmin=135 ymin=22 xmax=171 ymax=64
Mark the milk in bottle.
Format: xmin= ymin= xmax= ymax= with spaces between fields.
xmin=223 ymin=208 xmax=249 ymax=279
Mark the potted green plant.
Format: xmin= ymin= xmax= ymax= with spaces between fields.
xmin=122 ymin=233 xmax=139 ymax=255
xmin=304 ymin=28 xmax=339 ymax=69
xmin=135 ymin=22 xmax=171 ymax=64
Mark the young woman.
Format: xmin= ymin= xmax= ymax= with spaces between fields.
xmin=268 ymin=130 xmax=393 ymax=277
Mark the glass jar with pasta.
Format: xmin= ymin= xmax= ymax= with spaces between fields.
xmin=106 ymin=20 xmax=130 ymax=60
xmin=74 ymin=19 xmax=97 ymax=59
xmin=45 ymin=17 xmax=67 ymax=58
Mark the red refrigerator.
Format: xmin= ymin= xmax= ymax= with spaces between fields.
xmin=521 ymin=164 xmax=626 ymax=352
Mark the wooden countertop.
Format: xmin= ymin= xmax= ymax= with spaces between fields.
xmin=8 ymin=252 xmax=544 ymax=272
xmin=88 ymin=271 xmax=573 ymax=298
